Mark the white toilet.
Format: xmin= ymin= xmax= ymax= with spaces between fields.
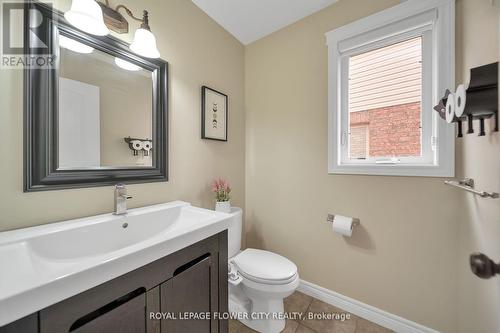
xmin=227 ymin=208 xmax=299 ymax=333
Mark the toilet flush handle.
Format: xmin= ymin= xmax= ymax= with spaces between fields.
xmin=228 ymin=262 xmax=243 ymax=286
xmin=470 ymin=253 xmax=500 ymax=279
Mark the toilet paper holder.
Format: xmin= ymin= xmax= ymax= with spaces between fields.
xmin=326 ymin=214 xmax=360 ymax=226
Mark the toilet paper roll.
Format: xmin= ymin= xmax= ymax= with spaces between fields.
xmin=455 ymin=84 xmax=467 ymax=118
xmin=130 ymin=140 xmax=144 ymax=150
xmin=332 ymin=215 xmax=354 ymax=237
xmin=445 ymin=93 xmax=456 ymax=123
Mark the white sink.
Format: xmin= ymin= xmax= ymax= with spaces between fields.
xmin=0 ymin=201 xmax=231 ymax=327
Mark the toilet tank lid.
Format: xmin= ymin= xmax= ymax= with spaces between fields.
xmin=228 ymin=207 xmax=242 ymax=216
xmin=232 ymin=248 xmax=297 ymax=282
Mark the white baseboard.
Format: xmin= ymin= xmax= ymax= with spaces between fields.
xmin=297 ymin=280 xmax=440 ymax=333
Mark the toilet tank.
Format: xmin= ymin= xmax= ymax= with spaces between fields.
xmin=227 ymin=207 xmax=242 ymax=258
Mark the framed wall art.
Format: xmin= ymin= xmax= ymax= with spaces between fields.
xmin=201 ymin=86 xmax=228 ymax=141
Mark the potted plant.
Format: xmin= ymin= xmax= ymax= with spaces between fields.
xmin=212 ymin=178 xmax=231 ymax=213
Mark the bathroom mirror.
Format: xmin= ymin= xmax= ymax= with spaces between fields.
xmin=24 ymin=2 xmax=168 ymax=191
xmin=58 ymin=38 xmax=153 ymax=169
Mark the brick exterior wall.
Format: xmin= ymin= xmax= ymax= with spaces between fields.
xmin=349 ymin=102 xmax=421 ymax=158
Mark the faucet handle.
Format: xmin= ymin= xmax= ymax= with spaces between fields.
xmin=113 ymin=184 xmax=132 ymax=215
xmin=115 ymin=184 xmax=132 ymax=199
xmin=115 ymin=183 xmax=126 ymax=190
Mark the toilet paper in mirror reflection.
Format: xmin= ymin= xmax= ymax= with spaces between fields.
xmin=332 ymin=215 xmax=354 ymax=237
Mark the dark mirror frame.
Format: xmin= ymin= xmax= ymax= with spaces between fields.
xmin=24 ymin=2 xmax=168 ymax=192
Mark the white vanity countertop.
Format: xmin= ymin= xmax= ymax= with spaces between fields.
xmin=0 ymin=201 xmax=231 ymax=327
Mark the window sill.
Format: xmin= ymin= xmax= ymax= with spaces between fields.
xmin=328 ymin=163 xmax=455 ymax=177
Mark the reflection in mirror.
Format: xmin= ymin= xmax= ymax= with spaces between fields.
xmin=57 ymin=34 xmax=153 ymax=169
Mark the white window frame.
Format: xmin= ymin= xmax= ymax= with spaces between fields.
xmin=326 ymin=0 xmax=455 ymax=177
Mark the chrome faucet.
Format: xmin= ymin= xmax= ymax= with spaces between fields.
xmin=114 ymin=184 xmax=132 ymax=215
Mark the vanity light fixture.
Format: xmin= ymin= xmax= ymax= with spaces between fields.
xmin=65 ymin=0 xmax=161 ymax=58
xmin=114 ymin=57 xmax=141 ymax=71
xmin=59 ymin=35 xmax=94 ymax=54
xmin=129 ymin=18 xmax=161 ymax=59
xmin=64 ymin=0 xmax=109 ymax=36
xmin=99 ymin=1 xmax=160 ymax=58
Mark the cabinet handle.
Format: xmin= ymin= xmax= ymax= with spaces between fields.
xmin=69 ymin=287 xmax=146 ymax=332
xmin=174 ymin=253 xmax=211 ymax=276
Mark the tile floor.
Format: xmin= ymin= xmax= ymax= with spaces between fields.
xmin=229 ymin=291 xmax=394 ymax=333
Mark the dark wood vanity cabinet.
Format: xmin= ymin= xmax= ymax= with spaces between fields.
xmin=0 ymin=232 xmax=228 ymax=333
xmin=161 ymin=256 xmax=216 ymax=333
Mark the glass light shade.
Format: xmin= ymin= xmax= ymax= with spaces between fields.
xmin=114 ymin=57 xmax=141 ymax=71
xmin=130 ymin=28 xmax=160 ymax=58
xmin=59 ymin=35 xmax=94 ymax=54
xmin=64 ymin=0 xmax=109 ymax=36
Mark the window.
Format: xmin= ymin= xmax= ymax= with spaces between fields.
xmin=326 ymin=0 xmax=455 ymax=177
xmin=349 ymin=37 xmax=424 ymax=161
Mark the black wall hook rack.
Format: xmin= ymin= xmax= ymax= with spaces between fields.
xmin=434 ymin=62 xmax=498 ymax=137
xmin=464 ymin=62 xmax=499 ymax=135
xmin=124 ymin=137 xmax=153 ymax=156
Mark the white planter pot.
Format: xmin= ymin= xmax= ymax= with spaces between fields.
xmin=215 ymin=201 xmax=231 ymax=213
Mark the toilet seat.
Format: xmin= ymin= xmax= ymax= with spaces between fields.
xmin=232 ymin=249 xmax=297 ymax=285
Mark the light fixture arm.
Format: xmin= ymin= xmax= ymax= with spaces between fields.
xmin=115 ymin=5 xmax=144 ymax=23
xmin=96 ymin=1 xmax=151 ymax=31
xmin=139 ymin=10 xmax=150 ymax=31
xmin=114 ymin=5 xmax=150 ymax=30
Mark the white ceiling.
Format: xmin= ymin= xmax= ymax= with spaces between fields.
xmin=191 ymin=0 xmax=339 ymax=45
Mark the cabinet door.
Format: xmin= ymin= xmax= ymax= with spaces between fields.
xmin=40 ymin=287 xmax=151 ymax=333
xmin=71 ymin=292 xmax=146 ymax=333
xmin=146 ymin=286 xmax=161 ymax=333
xmin=0 ymin=314 xmax=38 ymax=333
xmin=161 ymin=255 xmax=218 ymax=333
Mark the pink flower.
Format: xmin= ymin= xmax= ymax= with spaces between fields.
xmin=211 ymin=178 xmax=231 ymax=201
xmin=211 ymin=179 xmax=219 ymax=192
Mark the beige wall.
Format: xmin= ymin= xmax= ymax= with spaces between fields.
xmin=0 ymin=0 xmax=245 ymax=231
xmin=455 ymin=1 xmax=500 ymax=332
xmin=245 ymin=0 xmax=476 ymax=332
xmin=0 ymin=0 xmax=498 ymax=331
